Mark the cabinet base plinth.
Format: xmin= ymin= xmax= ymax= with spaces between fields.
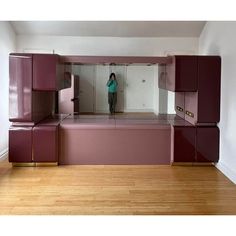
xmin=12 ymin=162 xmax=58 ymax=167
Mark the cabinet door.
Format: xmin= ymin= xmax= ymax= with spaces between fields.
xmin=197 ymin=56 xmax=221 ymax=123
xmin=171 ymin=126 xmax=196 ymax=163
xmin=196 ymin=126 xmax=219 ymax=162
xmin=9 ymin=126 xmax=32 ymax=163
xmin=9 ymin=54 xmax=33 ymax=122
xmin=166 ymin=56 xmax=198 ymax=92
xmin=33 ymin=126 xmax=58 ymax=162
xmin=33 ymin=54 xmax=59 ymax=91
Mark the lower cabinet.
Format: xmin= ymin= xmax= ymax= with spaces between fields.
xmin=9 ymin=126 xmax=33 ymax=163
xmin=171 ymin=126 xmax=196 ymax=163
xmin=33 ymin=126 xmax=58 ymax=162
xmin=171 ymin=125 xmax=220 ymax=164
xmin=196 ymin=126 xmax=219 ymax=162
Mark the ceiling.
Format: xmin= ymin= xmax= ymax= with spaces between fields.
xmin=10 ymin=21 xmax=206 ymax=37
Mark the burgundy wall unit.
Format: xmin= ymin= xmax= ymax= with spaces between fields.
xmin=159 ymin=56 xmax=198 ymax=92
xmin=8 ymin=53 xmax=221 ymax=166
xmin=9 ymin=53 xmax=71 ymax=164
xmin=33 ymin=126 xmax=58 ymax=162
xmin=167 ymin=55 xmax=221 ymax=164
xmin=9 ymin=126 xmax=33 ymax=163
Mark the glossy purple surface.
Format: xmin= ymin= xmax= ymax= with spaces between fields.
xmin=166 ymin=56 xmax=198 ymax=92
xmin=9 ymin=126 xmax=32 ymax=163
xmin=197 ymin=56 xmax=221 ymax=123
xmin=171 ymin=126 xmax=196 ymax=163
xmin=196 ymin=126 xmax=219 ymax=162
xmin=59 ymin=127 xmax=171 ymax=165
xmin=9 ymin=54 xmax=33 ymax=122
xmin=33 ymin=126 xmax=58 ymax=162
xmin=32 ymin=91 xmax=54 ymax=122
xmin=33 ymin=54 xmax=59 ymax=91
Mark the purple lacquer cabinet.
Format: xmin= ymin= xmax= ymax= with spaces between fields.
xmin=9 ymin=126 xmax=32 ymax=163
xmin=33 ymin=126 xmax=58 ymax=162
xmin=184 ymin=56 xmax=221 ymax=125
xmin=196 ymin=126 xmax=219 ymax=162
xmin=165 ymin=56 xmax=198 ymax=92
xmin=33 ymin=54 xmax=67 ymax=91
xmin=197 ymin=56 xmax=221 ymax=123
xmin=171 ymin=126 xmax=196 ymax=163
xmin=9 ymin=54 xmax=33 ymax=122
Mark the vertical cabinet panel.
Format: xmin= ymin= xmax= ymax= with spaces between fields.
xmin=9 ymin=126 xmax=32 ymax=163
xmin=197 ymin=56 xmax=221 ymax=123
xmin=184 ymin=92 xmax=198 ymax=125
xmin=196 ymin=126 xmax=219 ymax=162
xmin=175 ymin=92 xmax=185 ymax=118
xmin=171 ymin=126 xmax=196 ymax=163
xmin=33 ymin=126 xmax=58 ymax=162
xmin=9 ymin=54 xmax=33 ymax=122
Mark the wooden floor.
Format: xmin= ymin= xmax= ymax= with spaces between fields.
xmin=0 ymin=160 xmax=236 ymax=215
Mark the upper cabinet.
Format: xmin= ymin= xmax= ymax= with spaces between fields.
xmin=184 ymin=56 xmax=221 ymax=125
xmin=33 ymin=54 xmax=71 ymax=91
xmin=9 ymin=53 xmax=71 ymax=123
xmin=9 ymin=54 xmax=33 ymax=122
xmin=159 ymin=55 xmax=198 ymax=92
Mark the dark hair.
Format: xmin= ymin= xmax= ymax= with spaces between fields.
xmin=109 ymin=73 xmax=116 ymax=80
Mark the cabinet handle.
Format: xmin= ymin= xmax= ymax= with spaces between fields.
xmin=185 ymin=110 xmax=194 ymax=118
xmin=176 ymin=106 xmax=183 ymax=112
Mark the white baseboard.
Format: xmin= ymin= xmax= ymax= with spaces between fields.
xmin=0 ymin=149 xmax=8 ymax=162
xmin=216 ymin=161 xmax=236 ymax=184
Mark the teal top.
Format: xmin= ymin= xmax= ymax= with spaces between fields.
xmin=106 ymin=79 xmax=118 ymax=93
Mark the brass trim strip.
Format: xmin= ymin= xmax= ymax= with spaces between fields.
xmin=12 ymin=163 xmax=35 ymax=167
xmin=171 ymin=162 xmax=193 ymax=166
xmin=35 ymin=162 xmax=58 ymax=167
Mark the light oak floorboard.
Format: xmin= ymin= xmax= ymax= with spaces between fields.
xmin=0 ymin=160 xmax=236 ymax=215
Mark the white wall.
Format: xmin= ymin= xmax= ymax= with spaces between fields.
xmin=16 ymin=35 xmax=198 ymax=56
xmin=0 ymin=22 xmax=16 ymax=159
xmin=199 ymin=22 xmax=236 ymax=183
